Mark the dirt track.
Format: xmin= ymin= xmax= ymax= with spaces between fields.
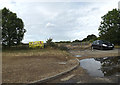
xmin=69 ymin=49 xmax=119 ymax=60
xmin=47 ymin=49 xmax=119 ymax=83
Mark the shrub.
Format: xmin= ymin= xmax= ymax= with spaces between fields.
xmin=46 ymin=38 xmax=58 ymax=48
xmin=58 ymin=45 xmax=69 ymax=51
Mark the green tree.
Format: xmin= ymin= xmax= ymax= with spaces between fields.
xmin=1 ymin=7 xmax=26 ymax=47
xmin=72 ymin=39 xmax=82 ymax=43
xmin=82 ymin=34 xmax=97 ymax=42
xmin=46 ymin=38 xmax=56 ymax=47
xmin=98 ymin=9 xmax=120 ymax=45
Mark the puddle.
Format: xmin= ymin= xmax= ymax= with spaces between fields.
xmin=75 ymin=55 xmax=82 ymax=57
xmin=80 ymin=56 xmax=120 ymax=77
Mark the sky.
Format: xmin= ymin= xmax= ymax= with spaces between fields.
xmin=0 ymin=0 xmax=119 ymax=43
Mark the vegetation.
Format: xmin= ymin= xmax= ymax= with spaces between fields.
xmin=72 ymin=39 xmax=82 ymax=43
xmin=2 ymin=47 xmax=74 ymax=83
xmin=45 ymin=38 xmax=69 ymax=51
xmin=45 ymin=38 xmax=57 ymax=48
xmin=98 ymin=9 xmax=120 ymax=45
xmin=82 ymin=34 xmax=97 ymax=42
xmin=1 ymin=7 xmax=26 ymax=47
xmin=58 ymin=45 xmax=69 ymax=51
xmin=2 ymin=48 xmax=70 ymax=57
xmin=55 ymin=41 xmax=71 ymax=43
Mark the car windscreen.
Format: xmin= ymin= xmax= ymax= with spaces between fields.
xmin=101 ymin=40 xmax=110 ymax=44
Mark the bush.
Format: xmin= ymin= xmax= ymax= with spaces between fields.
xmin=45 ymin=38 xmax=69 ymax=51
xmin=58 ymin=45 xmax=69 ymax=51
xmin=46 ymin=38 xmax=58 ymax=48
xmin=2 ymin=44 xmax=29 ymax=51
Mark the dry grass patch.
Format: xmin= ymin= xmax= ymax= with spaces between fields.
xmin=2 ymin=48 xmax=74 ymax=61
xmin=2 ymin=48 xmax=76 ymax=83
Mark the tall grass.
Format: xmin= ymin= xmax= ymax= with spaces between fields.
xmin=2 ymin=47 xmax=71 ymax=58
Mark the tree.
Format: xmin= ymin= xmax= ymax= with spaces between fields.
xmin=46 ymin=38 xmax=56 ymax=47
xmin=1 ymin=7 xmax=26 ymax=47
xmin=72 ymin=39 xmax=82 ymax=43
xmin=98 ymin=9 xmax=120 ymax=45
xmin=82 ymin=34 xmax=97 ymax=42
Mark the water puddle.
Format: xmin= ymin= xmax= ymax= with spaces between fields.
xmin=80 ymin=56 xmax=120 ymax=77
xmin=75 ymin=55 xmax=82 ymax=57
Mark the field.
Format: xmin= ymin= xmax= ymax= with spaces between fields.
xmin=2 ymin=48 xmax=75 ymax=83
xmin=2 ymin=44 xmax=120 ymax=83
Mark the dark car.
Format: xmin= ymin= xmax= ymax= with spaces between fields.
xmin=91 ymin=40 xmax=114 ymax=50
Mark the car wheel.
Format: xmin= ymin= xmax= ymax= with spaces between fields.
xmin=100 ymin=46 xmax=103 ymax=50
xmin=111 ymin=48 xmax=114 ymax=50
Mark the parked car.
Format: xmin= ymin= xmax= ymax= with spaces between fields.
xmin=91 ymin=40 xmax=114 ymax=50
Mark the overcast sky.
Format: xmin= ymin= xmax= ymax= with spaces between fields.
xmin=0 ymin=0 xmax=119 ymax=43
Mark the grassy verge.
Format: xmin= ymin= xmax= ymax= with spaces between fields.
xmin=114 ymin=45 xmax=120 ymax=49
xmin=2 ymin=48 xmax=74 ymax=61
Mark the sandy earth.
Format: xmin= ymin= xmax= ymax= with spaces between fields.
xmin=2 ymin=55 xmax=77 ymax=83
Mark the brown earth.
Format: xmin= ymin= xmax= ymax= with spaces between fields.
xmin=2 ymin=47 xmax=119 ymax=83
xmin=47 ymin=48 xmax=119 ymax=83
xmin=2 ymin=48 xmax=78 ymax=83
xmin=69 ymin=49 xmax=119 ymax=59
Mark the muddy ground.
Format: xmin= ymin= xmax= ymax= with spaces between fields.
xmin=70 ymin=48 xmax=119 ymax=59
xmin=47 ymin=48 xmax=119 ymax=83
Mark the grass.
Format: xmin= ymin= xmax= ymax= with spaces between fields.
xmin=114 ymin=45 xmax=120 ymax=49
xmin=2 ymin=47 xmax=74 ymax=61
xmin=2 ymin=47 xmax=75 ymax=83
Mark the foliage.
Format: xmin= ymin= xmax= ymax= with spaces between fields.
xmin=58 ymin=45 xmax=69 ymax=51
xmin=82 ymin=34 xmax=97 ymax=42
xmin=72 ymin=39 xmax=82 ymax=43
xmin=55 ymin=41 xmax=71 ymax=43
xmin=1 ymin=7 xmax=26 ymax=47
xmin=46 ymin=38 xmax=69 ymax=51
xmin=46 ymin=38 xmax=57 ymax=47
xmin=98 ymin=9 xmax=120 ymax=45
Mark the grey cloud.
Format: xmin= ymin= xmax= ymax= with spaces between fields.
xmin=0 ymin=1 xmax=118 ymax=43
